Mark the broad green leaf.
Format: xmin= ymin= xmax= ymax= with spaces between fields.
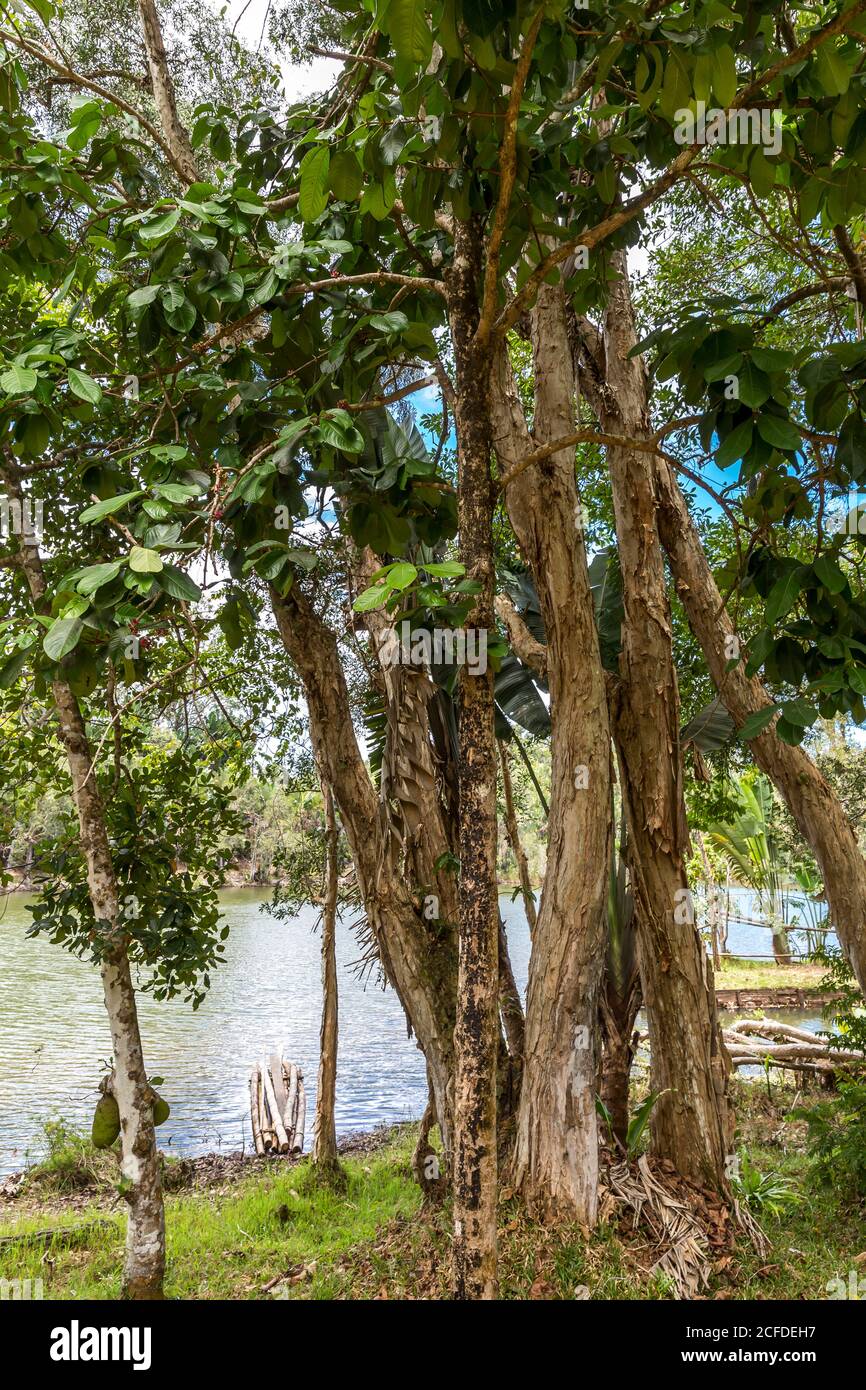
xmin=713 ymin=44 xmax=737 ymax=107
xmin=139 ymin=208 xmax=181 ymax=243
xmin=329 ymin=150 xmax=363 ymax=202
xmin=715 ymin=417 xmax=753 ymax=470
xmin=67 ymin=368 xmax=102 ymax=405
xmin=74 ymin=561 xmax=123 ymax=595
xmin=738 ymin=705 xmax=778 ymax=741
xmin=764 ymin=567 xmax=808 ymax=626
xmin=385 ymin=563 xmax=418 ymax=591
xmin=79 ymin=490 xmax=144 ymax=524
xmin=756 ymin=414 xmax=801 ymax=452
xmin=424 ymin=561 xmax=466 ymax=578
xmin=128 ymin=546 xmax=163 ymax=574
xmin=158 ymin=564 xmax=201 ymax=602
xmin=1 ymin=364 xmax=38 ymax=395
xmin=813 ymin=554 xmax=847 ymax=594
xmin=389 ymin=0 xmax=433 ymax=64
xmin=353 ymin=584 xmax=391 ymax=612
xmin=43 ymin=615 xmax=83 ymax=661
xmin=298 ymin=146 xmax=330 ymax=223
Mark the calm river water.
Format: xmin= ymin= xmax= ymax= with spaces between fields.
xmin=0 ymin=887 xmax=828 ymax=1174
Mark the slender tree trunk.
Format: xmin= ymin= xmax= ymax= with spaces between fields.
xmin=136 ymin=0 xmax=200 ymax=184
xmin=694 ymin=830 xmax=721 ymax=971
xmin=600 ymin=263 xmax=731 ymax=1185
xmin=271 ymin=584 xmax=458 ymax=1160
xmin=4 ymin=469 xmax=164 ymax=1297
xmin=490 ymin=282 xmax=611 ymax=1222
xmin=600 ymin=1029 xmax=636 ymax=1152
xmin=447 ymin=219 xmax=499 ymax=1301
xmin=498 ymin=740 xmax=537 ymax=932
xmin=497 ymin=916 xmax=525 ymax=1061
xmin=312 ymin=778 xmax=340 ymax=1172
xmin=653 ymin=458 xmax=866 ymax=994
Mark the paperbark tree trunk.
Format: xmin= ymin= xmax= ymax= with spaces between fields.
xmin=4 ymin=469 xmax=164 ymax=1298
xmin=654 ymin=457 xmax=866 ymax=996
xmin=271 ymin=584 xmax=458 ymax=1160
xmin=599 ymin=264 xmax=731 ymax=1185
xmin=490 ymin=281 xmax=611 ymax=1222
xmin=446 ymin=219 xmax=500 ymax=1301
xmin=498 ymin=740 xmax=537 ymax=933
xmin=312 ymin=778 xmax=340 ymax=1173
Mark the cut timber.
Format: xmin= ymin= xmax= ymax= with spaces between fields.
xmin=261 ymin=1058 xmax=290 ymax=1153
xmin=249 ymin=1069 xmax=264 ymax=1157
xmin=246 ymin=1057 xmax=306 ymax=1157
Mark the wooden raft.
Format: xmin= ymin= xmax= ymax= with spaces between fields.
xmin=249 ymin=1055 xmax=306 ymax=1157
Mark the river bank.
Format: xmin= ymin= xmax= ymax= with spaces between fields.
xmin=1 ymin=1080 xmax=864 ymax=1300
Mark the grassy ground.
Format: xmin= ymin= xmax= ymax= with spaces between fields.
xmin=715 ymin=957 xmax=826 ymax=991
xmin=1 ymin=1081 xmax=863 ymax=1300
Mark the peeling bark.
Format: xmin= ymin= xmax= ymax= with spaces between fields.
xmin=654 ymin=457 xmax=866 ymax=995
xmin=599 ymin=262 xmax=732 ymax=1185
xmin=491 ymin=279 xmax=611 ymax=1222
xmin=271 ymin=583 xmax=458 ymax=1160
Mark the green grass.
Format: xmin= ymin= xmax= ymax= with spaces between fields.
xmin=2 ymin=1084 xmax=864 ymax=1300
xmin=715 ymin=957 xmax=826 ymax=991
xmin=0 ymin=1127 xmax=422 ymax=1300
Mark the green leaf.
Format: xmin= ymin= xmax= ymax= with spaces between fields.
xmin=736 ymin=360 xmax=771 ymax=408
xmin=298 ymin=146 xmax=330 ymax=223
xmin=158 ymin=564 xmax=201 ymax=602
xmin=0 ymin=364 xmax=38 ymax=395
xmin=780 ymin=698 xmax=818 ymax=727
xmin=128 ymin=546 xmax=163 ymax=574
xmin=756 ymin=414 xmax=802 ymax=452
xmin=385 ymin=563 xmax=418 ymax=591
xmin=764 ymin=567 xmax=808 ymax=626
xmin=389 ymin=0 xmax=433 ymax=64
xmin=127 ymin=285 xmax=160 ymax=310
xmin=813 ymin=554 xmax=847 ymax=594
xmin=79 ymin=490 xmax=144 ymax=524
xmin=74 ymin=561 xmax=123 ymax=595
xmin=67 ymin=368 xmax=102 ymax=405
xmin=738 ymin=705 xmax=778 ymax=741
xmin=424 ymin=561 xmax=465 ymax=578
xmin=352 ymin=584 xmax=390 ymax=612
xmin=329 ymin=150 xmax=363 ymax=202
xmin=370 ymin=311 xmax=409 ymax=334
xmin=139 ymin=208 xmax=181 ymax=243
xmin=0 ymin=649 xmax=29 ymax=689
xmin=43 ymin=615 xmax=84 ymax=662
xmin=713 ymin=44 xmax=738 ymax=107
xmin=715 ymin=417 xmax=753 ymax=470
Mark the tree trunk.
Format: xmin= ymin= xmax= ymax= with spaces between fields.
xmin=447 ymin=219 xmax=499 ymax=1301
xmin=490 ymin=281 xmax=611 ymax=1222
xmin=599 ymin=262 xmax=732 ymax=1186
xmin=312 ymin=777 xmax=340 ymax=1172
xmin=498 ymin=740 xmax=537 ymax=932
xmin=136 ymin=0 xmax=200 ymax=184
xmin=653 ymin=458 xmax=866 ymax=995
xmin=4 ymin=471 xmax=164 ymax=1297
xmin=600 ymin=1029 xmax=636 ymax=1152
xmin=270 ymin=583 xmax=458 ymax=1160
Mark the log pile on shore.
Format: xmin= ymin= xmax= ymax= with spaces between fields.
xmin=249 ymin=1056 xmax=306 ymax=1157
xmin=723 ymin=1018 xmax=866 ymax=1076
